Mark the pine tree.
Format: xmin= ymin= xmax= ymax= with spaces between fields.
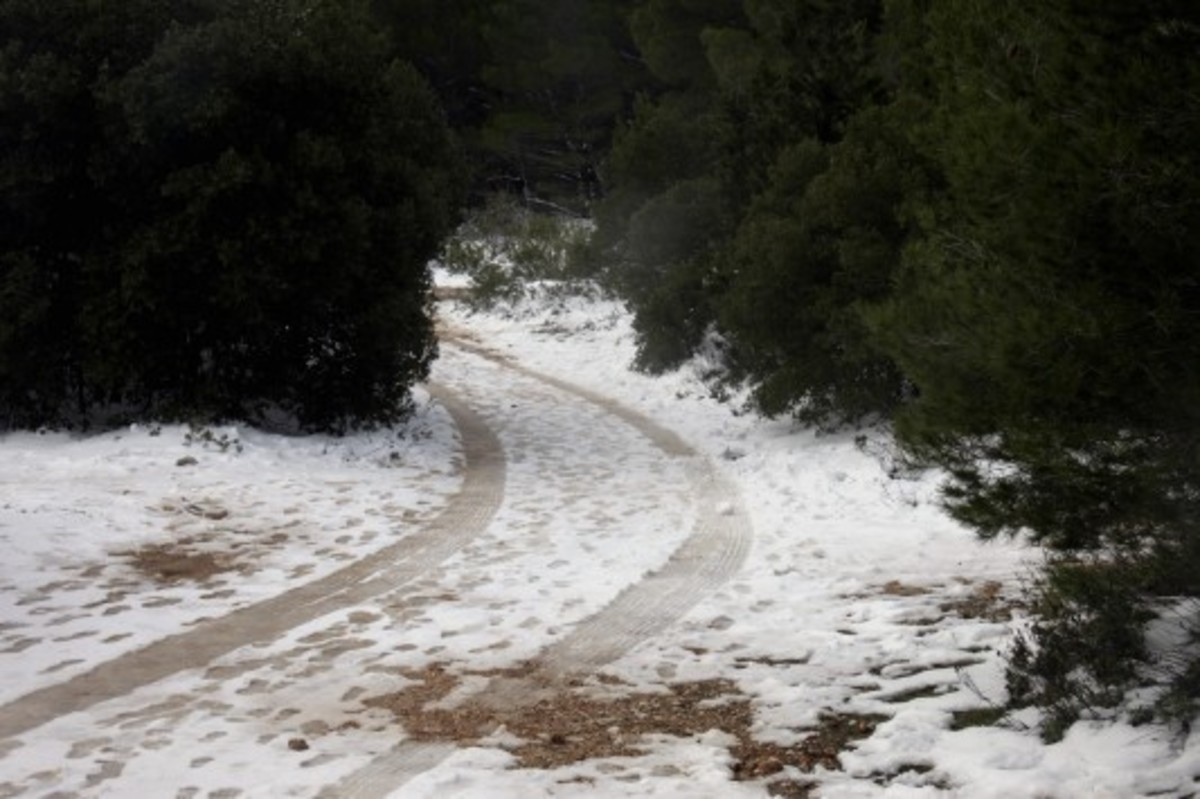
xmin=716 ymin=99 xmax=923 ymax=424
xmin=866 ymin=0 xmax=1200 ymax=733
xmin=475 ymin=0 xmax=643 ymax=213
xmin=592 ymin=0 xmax=744 ymax=370
xmin=368 ymin=0 xmax=491 ymax=183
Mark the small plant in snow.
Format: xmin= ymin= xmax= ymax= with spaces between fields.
xmin=439 ymin=194 xmax=595 ymax=310
xmin=184 ymin=423 xmax=243 ymax=454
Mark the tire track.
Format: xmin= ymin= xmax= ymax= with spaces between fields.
xmin=323 ymin=339 xmax=752 ymax=797
xmin=0 ymin=385 xmax=504 ymax=741
xmin=535 ymin=458 xmax=748 ymax=679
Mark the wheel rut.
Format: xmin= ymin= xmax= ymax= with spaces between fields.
xmin=0 ymin=385 xmax=505 ymax=742
xmin=322 ymin=338 xmax=753 ymax=798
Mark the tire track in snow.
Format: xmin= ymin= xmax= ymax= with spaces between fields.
xmin=324 ymin=337 xmax=752 ymax=797
xmin=534 ymin=458 xmax=747 ymax=678
xmin=0 ymin=385 xmax=504 ymax=741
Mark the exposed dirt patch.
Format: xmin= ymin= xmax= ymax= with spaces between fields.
xmin=879 ymin=580 xmax=932 ymax=597
xmin=941 ymin=579 xmax=1022 ymax=621
xmin=113 ymin=497 xmax=251 ymax=582
xmin=766 ymin=778 xmax=818 ymax=797
xmin=364 ymin=663 xmax=885 ymax=781
xmin=119 ymin=544 xmax=241 ymax=583
xmin=949 ymin=706 xmax=1007 ymax=730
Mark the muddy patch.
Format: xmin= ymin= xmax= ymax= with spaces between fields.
xmin=119 ymin=544 xmax=241 ymax=584
xmin=363 ymin=663 xmax=885 ymax=784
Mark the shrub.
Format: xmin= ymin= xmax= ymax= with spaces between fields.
xmin=0 ymin=0 xmax=464 ymax=431
xmin=438 ymin=194 xmax=593 ymax=309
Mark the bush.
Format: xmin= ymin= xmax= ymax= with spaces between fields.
xmin=615 ymin=178 xmax=726 ymax=372
xmin=0 ymin=0 xmax=196 ymax=427
xmin=438 ymin=194 xmax=593 ymax=309
xmin=866 ymin=0 xmax=1200 ymax=735
xmin=0 ymin=0 xmax=463 ymax=431
xmin=1006 ymin=555 xmax=1152 ymax=741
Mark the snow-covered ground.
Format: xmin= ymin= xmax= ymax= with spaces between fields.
xmin=1 ymin=277 xmax=1198 ymax=798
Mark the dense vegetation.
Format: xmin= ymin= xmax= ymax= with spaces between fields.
xmin=0 ymin=0 xmax=462 ymax=430
xmin=2 ymin=0 xmax=1197 ymax=737
xmin=386 ymin=0 xmax=1198 ymax=738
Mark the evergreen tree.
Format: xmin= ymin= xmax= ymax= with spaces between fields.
xmin=0 ymin=0 xmax=206 ymax=425
xmin=368 ymin=0 xmax=492 ymax=200
xmin=0 ymin=0 xmax=464 ymax=430
xmin=593 ymin=0 xmax=744 ymax=369
xmin=475 ymin=0 xmax=643 ymax=213
xmin=716 ymin=99 xmax=924 ymax=424
xmin=368 ymin=0 xmax=490 ymax=132
xmin=704 ymin=0 xmax=914 ymax=424
xmin=598 ymin=0 xmax=911 ymax=422
xmin=867 ymin=0 xmax=1200 ymax=733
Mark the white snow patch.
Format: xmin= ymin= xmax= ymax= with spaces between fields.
xmin=0 ymin=279 xmax=1196 ymax=798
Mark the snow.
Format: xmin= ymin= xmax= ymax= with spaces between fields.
xmin=0 ymin=393 xmax=462 ymax=703
xmin=1 ymin=276 xmax=1198 ymax=797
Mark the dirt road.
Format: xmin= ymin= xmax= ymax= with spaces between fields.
xmin=0 ymin=338 xmax=751 ymax=797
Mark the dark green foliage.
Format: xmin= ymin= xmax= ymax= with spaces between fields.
xmin=587 ymin=0 xmax=739 ymax=370
xmin=629 ymin=0 xmax=742 ymax=90
xmin=1006 ymin=556 xmax=1153 ymax=742
xmin=870 ymin=0 xmax=1200 ymax=543
xmin=622 ymin=178 xmax=727 ymax=370
xmin=0 ymin=0 xmax=203 ymax=426
xmin=0 ymin=0 xmax=463 ymax=430
xmin=606 ymin=93 xmax=719 ymax=215
xmin=714 ymin=0 xmax=885 ymax=206
xmin=865 ymin=0 xmax=1200 ymax=732
xmin=474 ymin=0 xmax=644 ymax=212
xmin=589 ymin=88 xmax=723 ymax=266
xmin=372 ymin=0 xmax=649 ymax=213
xmin=591 ymin=0 xmax=736 ymax=371
xmin=716 ymin=100 xmax=923 ymax=424
xmin=368 ymin=0 xmax=490 ymax=131
xmin=598 ymin=0 xmax=909 ymax=421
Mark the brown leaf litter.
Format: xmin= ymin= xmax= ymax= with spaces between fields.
xmin=363 ymin=662 xmax=885 ymax=794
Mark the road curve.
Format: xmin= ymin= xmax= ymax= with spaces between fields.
xmin=323 ymin=338 xmax=752 ymax=798
xmin=0 ymin=385 xmax=505 ymax=741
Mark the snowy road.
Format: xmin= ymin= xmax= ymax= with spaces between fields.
xmin=0 ymin=339 xmax=750 ymax=797
xmin=5 ymin=289 xmax=1197 ymax=798
xmin=325 ymin=336 xmax=752 ymax=797
xmin=0 ymin=384 xmax=504 ymax=743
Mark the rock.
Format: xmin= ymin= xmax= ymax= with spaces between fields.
xmin=176 ymin=456 xmax=199 ymax=467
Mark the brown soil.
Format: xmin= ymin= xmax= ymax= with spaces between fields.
xmin=941 ymin=579 xmax=1021 ymax=621
xmin=120 ymin=544 xmax=240 ymax=583
xmin=879 ymin=580 xmax=932 ymax=597
xmin=364 ymin=663 xmax=885 ymax=784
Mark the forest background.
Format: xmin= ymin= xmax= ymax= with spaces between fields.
xmin=2 ymin=0 xmax=1198 ymax=742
